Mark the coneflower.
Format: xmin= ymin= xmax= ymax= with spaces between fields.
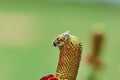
xmin=40 ymin=31 xmax=82 ymax=80
xmin=87 ymin=31 xmax=104 ymax=69
xmin=86 ymin=31 xmax=104 ymax=80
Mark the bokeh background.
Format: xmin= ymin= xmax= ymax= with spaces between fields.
xmin=0 ymin=0 xmax=120 ymax=80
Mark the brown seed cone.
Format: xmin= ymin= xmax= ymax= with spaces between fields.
xmin=92 ymin=32 xmax=104 ymax=57
xmin=56 ymin=41 xmax=82 ymax=80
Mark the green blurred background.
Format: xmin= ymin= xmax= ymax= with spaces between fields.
xmin=0 ymin=0 xmax=120 ymax=80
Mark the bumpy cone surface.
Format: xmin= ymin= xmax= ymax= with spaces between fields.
xmin=56 ymin=39 xmax=82 ymax=80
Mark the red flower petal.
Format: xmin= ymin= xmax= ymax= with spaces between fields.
xmin=40 ymin=74 xmax=54 ymax=80
xmin=48 ymin=77 xmax=58 ymax=80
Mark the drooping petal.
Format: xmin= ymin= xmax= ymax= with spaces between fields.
xmin=40 ymin=74 xmax=54 ymax=80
